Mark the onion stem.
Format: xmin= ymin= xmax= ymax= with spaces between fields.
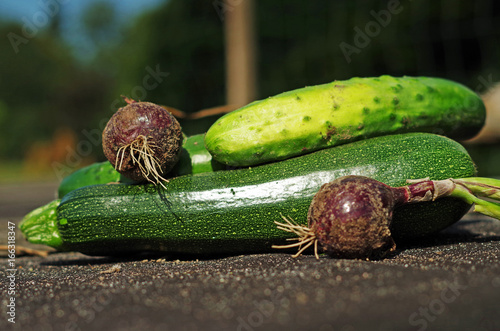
xmin=450 ymin=179 xmax=500 ymax=219
xmin=453 ymin=177 xmax=500 ymax=200
xmin=404 ymin=177 xmax=500 ymax=220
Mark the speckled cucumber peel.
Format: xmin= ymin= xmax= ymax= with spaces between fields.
xmin=205 ymin=75 xmax=485 ymax=167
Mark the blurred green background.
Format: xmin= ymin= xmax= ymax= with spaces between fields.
xmin=0 ymin=0 xmax=499 ymax=183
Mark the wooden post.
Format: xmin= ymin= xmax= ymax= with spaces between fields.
xmin=224 ymin=0 xmax=257 ymax=107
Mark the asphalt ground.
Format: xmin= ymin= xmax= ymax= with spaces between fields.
xmin=1 ymin=182 xmax=499 ymax=331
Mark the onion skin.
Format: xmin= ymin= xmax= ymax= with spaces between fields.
xmin=102 ymin=100 xmax=183 ymax=183
xmin=307 ymin=176 xmax=400 ymax=259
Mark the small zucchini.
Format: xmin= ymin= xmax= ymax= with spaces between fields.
xmin=205 ymin=75 xmax=485 ymax=166
xmin=58 ymin=161 xmax=121 ymax=199
xmin=45 ymin=133 xmax=476 ymax=256
xmin=58 ymin=134 xmax=225 ymax=198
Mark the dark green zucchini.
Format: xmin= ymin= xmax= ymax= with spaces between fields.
xmin=53 ymin=133 xmax=476 ymax=256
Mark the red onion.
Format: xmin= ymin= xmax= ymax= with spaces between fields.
xmin=272 ymin=175 xmax=500 ymax=260
xmin=102 ymin=97 xmax=183 ymax=185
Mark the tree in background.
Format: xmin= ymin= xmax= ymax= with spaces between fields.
xmin=113 ymin=0 xmax=500 ymax=105
xmin=111 ymin=0 xmax=225 ymax=114
xmin=0 ymin=19 xmax=112 ymax=166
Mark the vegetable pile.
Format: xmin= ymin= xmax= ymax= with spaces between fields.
xmin=19 ymin=75 xmax=500 ymax=259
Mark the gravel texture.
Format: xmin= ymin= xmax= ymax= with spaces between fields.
xmin=1 ymin=182 xmax=499 ymax=331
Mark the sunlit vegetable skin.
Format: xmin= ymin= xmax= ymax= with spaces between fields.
xmin=205 ymin=75 xmax=485 ymax=166
xmin=57 ymin=134 xmax=225 ymax=198
xmin=55 ymin=133 xmax=476 ymax=256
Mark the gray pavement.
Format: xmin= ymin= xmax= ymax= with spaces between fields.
xmin=1 ymin=182 xmax=499 ymax=331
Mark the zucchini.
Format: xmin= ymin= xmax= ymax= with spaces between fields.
xmin=58 ymin=134 xmax=225 ymax=198
xmin=58 ymin=161 xmax=121 ymax=198
xmin=205 ymin=75 xmax=485 ymax=166
xmin=19 ymin=199 xmax=62 ymax=248
xmin=51 ymin=133 xmax=475 ymax=256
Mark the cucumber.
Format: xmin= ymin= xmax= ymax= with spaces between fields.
xmin=58 ymin=134 xmax=225 ymax=198
xmin=205 ymin=75 xmax=485 ymax=166
xmin=49 ymin=133 xmax=476 ymax=256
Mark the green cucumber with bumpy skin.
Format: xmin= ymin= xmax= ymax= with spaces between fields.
xmin=205 ymin=75 xmax=485 ymax=166
xmin=50 ymin=133 xmax=476 ymax=256
xmin=58 ymin=134 xmax=225 ymax=198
